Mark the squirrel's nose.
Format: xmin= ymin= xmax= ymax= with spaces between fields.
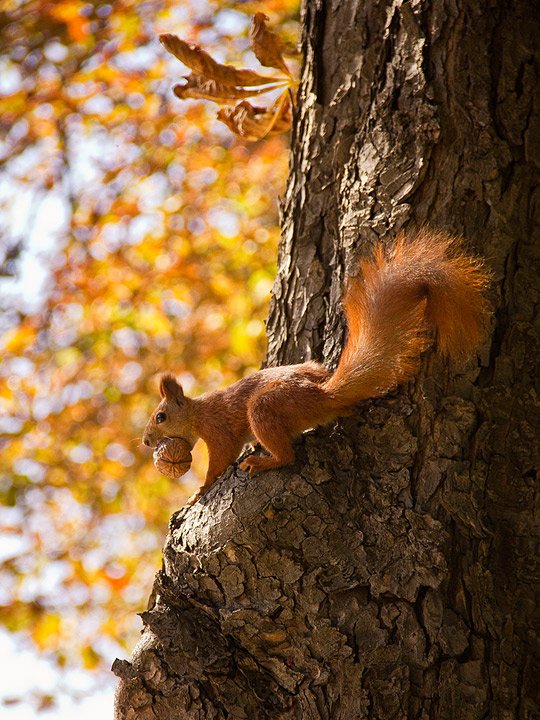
xmin=143 ymin=438 xmax=151 ymax=447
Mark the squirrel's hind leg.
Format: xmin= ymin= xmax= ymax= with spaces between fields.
xmin=240 ymin=393 xmax=295 ymax=476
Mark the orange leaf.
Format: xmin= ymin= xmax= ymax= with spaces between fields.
xmin=249 ymin=13 xmax=291 ymax=78
xmin=49 ymin=2 xmax=89 ymax=42
xmin=160 ymin=34 xmax=279 ymax=88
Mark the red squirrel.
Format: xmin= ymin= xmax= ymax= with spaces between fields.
xmin=143 ymin=229 xmax=490 ymax=497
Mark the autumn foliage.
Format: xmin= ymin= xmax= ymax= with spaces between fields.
xmin=0 ymin=0 xmax=298 ymax=695
xmin=161 ymin=12 xmax=295 ymax=140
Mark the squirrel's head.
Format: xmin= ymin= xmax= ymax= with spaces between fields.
xmin=142 ymin=374 xmax=196 ymax=449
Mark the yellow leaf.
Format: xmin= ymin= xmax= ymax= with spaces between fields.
xmin=1 ymin=324 xmax=36 ymax=354
xmin=33 ymin=613 xmax=61 ymax=650
xmin=81 ymin=644 xmax=100 ymax=669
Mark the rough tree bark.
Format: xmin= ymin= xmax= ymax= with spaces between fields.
xmin=114 ymin=1 xmax=539 ymax=718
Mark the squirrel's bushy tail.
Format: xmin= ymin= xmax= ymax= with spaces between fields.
xmin=322 ymin=228 xmax=490 ymax=409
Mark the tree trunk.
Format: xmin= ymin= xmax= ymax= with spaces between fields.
xmin=114 ymin=1 xmax=539 ymax=718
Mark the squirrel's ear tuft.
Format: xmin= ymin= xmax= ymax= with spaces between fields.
xmin=159 ymin=373 xmax=184 ymax=400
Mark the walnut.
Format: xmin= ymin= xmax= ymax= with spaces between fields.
xmin=153 ymin=437 xmax=192 ymax=479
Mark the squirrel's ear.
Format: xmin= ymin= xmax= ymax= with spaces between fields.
xmin=159 ymin=373 xmax=184 ymax=400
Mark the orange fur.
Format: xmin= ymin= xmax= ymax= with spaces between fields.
xmin=142 ymin=230 xmax=490 ymax=499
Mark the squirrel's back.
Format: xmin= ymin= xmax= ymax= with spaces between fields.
xmin=322 ymin=229 xmax=490 ymax=408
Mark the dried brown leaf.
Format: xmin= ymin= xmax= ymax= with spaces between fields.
xmin=249 ymin=13 xmax=291 ymax=78
xmin=217 ymin=94 xmax=291 ymax=141
xmin=173 ymin=76 xmax=288 ymax=105
xmin=160 ymin=33 xmax=279 ymax=87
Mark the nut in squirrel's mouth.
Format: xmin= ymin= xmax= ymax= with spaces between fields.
xmin=152 ymin=436 xmax=193 ymax=481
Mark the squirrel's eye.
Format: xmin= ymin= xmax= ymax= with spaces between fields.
xmin=156 ymin=412 xmax=166 ymax=424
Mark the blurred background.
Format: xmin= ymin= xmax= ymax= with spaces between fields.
xmin=0 ymin=0 xmax=298 ymax=715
